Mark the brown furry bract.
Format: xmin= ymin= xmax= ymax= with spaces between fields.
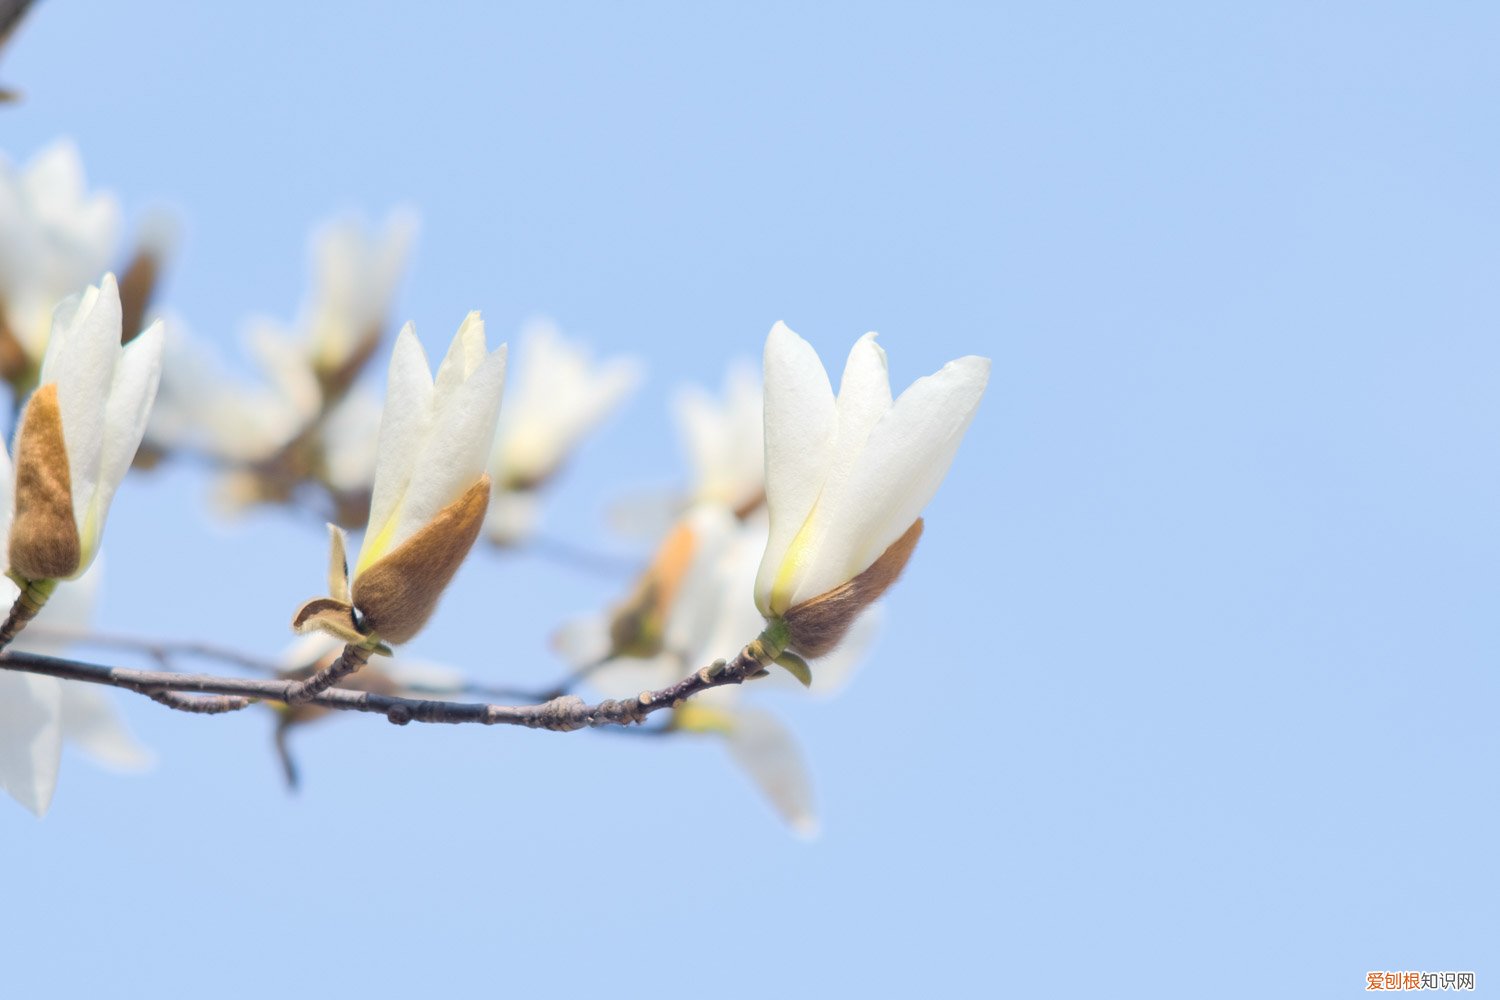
xmin=9 ymin=383 xmax=80 ymax=580
xmin=350 ymin=475 xmax=491 ymax=644
xmin=781 ymin=518 xmax=924 ymax=658
xmin=290 ymin=597 xmax=366 ymax=644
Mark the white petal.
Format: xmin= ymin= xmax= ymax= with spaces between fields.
xmin=319 ymin=388 xmax=383 ymax=493
xmin=0 ymin=671 xmax=63 ymax=817
xmin=58 ymin=683 xmax=154 ymax=772
xmin=41 ymin=276 xmax=121 ymax=533
xmin=434 ymin=311 xmax=486 ymax=395
xmin=660 ymin=505 xmax=739 ymax=658
xmin=778 ymin=334 xmax=893 ymax=603
xmin=79 ymin=320 xmax=164 ymax=572
xmin=753 ymin=322 xmax=837 ymax=615
xmin=724 ymin=709 xmax=819 ymax=838
xmin=245 ymin=322 xmax=320 ymax=424
xmin=356 ymin=324 xmax=434 ymax=574
xmin=279 ymin=632 xmax=343 ymax=670
xmin=789 ymin=355 xmax=990 ymax=605
xmin=22 ymin=141 xmax=87 ymax=213
xmin=674 ymin=360 xmax=764 ymax=511
xmin=491 ymin=324 xmax=640 ymax=484
xmin=395 ymin=342 xmax=506 ymax=545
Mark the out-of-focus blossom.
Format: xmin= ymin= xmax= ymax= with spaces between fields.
xmin=0 ymin=557 xmax=154 ymax=817
xmin=141 ymin=213 xmax=413 ymax=519
xmin=117 ymin=210 xmax=178 ymax=350
xmin=316 ymin=387 xmax=383 ymax=524
xmin=607 ymin=360 xmax=763 ymax=542
xmin=294 ymin=315 xmax=506 ymax=645
xmin=0 ymin=140 xmax=120 ymax=384
xmin=9 ymin=273 xmax=164 ymax=584
xmin=755 ymin=322 xmax=989 ymax=656
xmin=302 ymin=211 xmax=416 ymax=394
xmin=674 ymin=360 xmax=764 ymax=517
xmin=578 ymin=505 xmax=877 ymax=835
xmin=484 ymin=321 xmax=639 ymax=544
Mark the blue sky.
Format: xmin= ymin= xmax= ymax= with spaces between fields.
xmin=1 ymin=2 xmax=1495 ymax=996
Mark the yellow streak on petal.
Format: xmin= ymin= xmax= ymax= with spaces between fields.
xmin=770 ymin=505 xmax=820 ymax=616
xmin=356 ymin=502 xmax=402 ymax=576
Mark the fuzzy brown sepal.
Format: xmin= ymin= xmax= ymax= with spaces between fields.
xmin=291 ymin=597 xmax=367 ymax=644
xmin=350 ymin=475 xmax=490 ymax=644
xmin=9 ymin=383 xmax=80 ymax=580
xmin=781 ymin=519 xmax=923 ymax=658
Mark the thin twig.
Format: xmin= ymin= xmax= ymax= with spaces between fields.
xmin=0 ymin=638 xmax=778 ymax=731
xmin=283 ymin=642 xmax=372 ymax=704
xmin=0 ymin=584 xmax=47 ymax=652
xmin=26 ymin=626 xmax=591 ymax=703
xmin=146 ymin=690 xmax=255 ymax=714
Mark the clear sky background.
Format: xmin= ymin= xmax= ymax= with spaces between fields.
xmin=1 ymin=2 xmax=1495 ymax=996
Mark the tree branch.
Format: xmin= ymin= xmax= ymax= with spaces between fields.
xmin=0 ymin=637 xmax=779 ymax=731
xmin=282 ymin=642 xmax=371 ymax=704
xmin=25 ymin=627 xmax=573 ymax=702
xmin=147 ymin=690 xmax=255 ymax=714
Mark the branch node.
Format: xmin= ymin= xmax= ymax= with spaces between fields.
xmin=534 ymin=695 xmax=587 ymax=731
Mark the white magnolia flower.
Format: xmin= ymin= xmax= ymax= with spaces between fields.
xmin=303 ymin=211 xmax=416 ymax=379
xmin=151 ymin=318 xmax=320 ymax=466
xmin=755 ymin=322 xmax=989 ymax=655
xmin=8 ymin=273 xmax=164 ymax=583
xmin=0 ymin=442 xmax=152 ymax=819
xmin=296 ymin=314 xmax=506 ymax=645
xmin=145 ymin=211 xmax=412 ymax=493
xmin=484 ymin=321 xmax=640 ymax=543
xmin=0 ymin=140 xmax=120 ymax=367
xmin=673 ymin=360 xmax=765 ymax=516
xmin=584 ymin=507 xmax=878 ymax=835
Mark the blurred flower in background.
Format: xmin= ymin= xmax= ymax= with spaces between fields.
xmin=674 ymin=359 xmax=764 ymax=518
xmin=576 ymin=503 xmax=876 ymax=834
xmin=0 ymin=560 xmax=154 ymax=817
xmin=0 ymin=140 xmax=119 ymax=390
xmin=484 ymin=320 xmax=641 ymax=545
xmin=144 ymin=211 xmax=414 ymax=524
